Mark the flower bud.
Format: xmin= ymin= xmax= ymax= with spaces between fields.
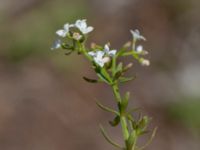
xmin=140 ymin=59 xmax=150 ymax=66
xmin=72 ymin=32 xmax=82 ymax=40
xmin=102 ymin=57 xmax=110 ymax=64
xmin=123 ymin=63 xmax=133 ymax=72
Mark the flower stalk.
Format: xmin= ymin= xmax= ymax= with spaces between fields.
xmin=51 ymin=19 xmax=156 ymax=150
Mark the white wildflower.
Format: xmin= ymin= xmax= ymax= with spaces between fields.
xmin=88 ymin=51 xmax=105 ymax=67
xmin=88 ymin=44 xmax=117 ymax=67
xmin=130 ymin=29 xmax=146 ymax=41
xmin=75 ymin=19 xmax=94 ymax=34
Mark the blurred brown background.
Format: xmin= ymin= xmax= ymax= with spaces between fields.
xmin=0 ymin=0 xmax=200 ymax=150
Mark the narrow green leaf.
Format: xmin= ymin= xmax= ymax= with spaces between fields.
xmin=127 ymin=114 xmax=137 ymax=129
xmin=138 ymin=127 xmax=157 ymax=150
xmin=138 ymin=116 xmax=150 ymax=130
xmin=97 ymin=73 xmax=110 ymax=84
xmin=113 ymin=63 xmax=123 ymax=80
xmin=114 ymin=71 xmax=122 ymax=80
xmin=83 ymin=76 xmax=98 ymax=83
xmin=101 ymin=67 xmax=112 ymax=82
xmin=120 ymin=92 xmax=130 ymax=113
xmin=95 ymin=67 xmax=111 ymax=84
xmin=116 ymin=62 xmax=123 ymax=73
xmin=64 ymin=51 xmax=72 ymax=55
xmin=99 ymin=125 xmax=123 ymax=149
xmin=109 ymin=115 xmax=120 ymax=127
xmin=128 ymin=107 xmax=141 ymax=114
xmin=119 ymin=76 xmax=136 ymax=83
xmin=96 ymin=100 xmax=119 ymax=116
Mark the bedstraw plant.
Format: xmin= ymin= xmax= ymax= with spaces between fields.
xmin=51 ymin=19 xmax=157 ymax=150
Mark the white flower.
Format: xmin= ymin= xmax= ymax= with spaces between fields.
xmin=88 ymin=51 xmax=105 ymax=67
xmin=130 ymin=29 xmax=146 ymax=41
xmin=56 ymin=23 xmax=71 ymax=37
xmin=104 ymin=44 xmax=117 ymax=57
xmin=88 ymin=44 xmax=117 ymax=67
xmin=51 ymin=39 xmax=61 ymax=50
xmin=75 ymin=19 xmax=94 ymax=34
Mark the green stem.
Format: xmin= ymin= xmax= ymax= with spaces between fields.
xmin=112 ymin=83 xmax=130 ymax=149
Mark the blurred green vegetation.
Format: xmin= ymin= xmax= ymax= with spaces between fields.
xmin=1 ymin=0 xmax=88 ymax=65
xmin=168 ymin=97 xmax=200 ymax=132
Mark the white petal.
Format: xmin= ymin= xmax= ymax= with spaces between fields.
xmin=83 ymin=26 xmax=94 ymax=34
xmin=56 ymin=30 xmax=64 ymax=36
xmin=104 ymin=44 xmax=110 ymax=53
xmin=108 ymin=50 xmax=117 ymax=56
xmin=94 ymin=57 xmax=104 ymax=67
xmin=56 ymin=29 xmax=67 ymax=37
xmin=96 ymin=51 xmax=105 ymax=59
xmin=88 ymin=51 xmax=96 ymax=57
xmin=63 ymin=23 xmax=69 ymax=31
xmin=75 ymin=19 xmax=87 ymax=29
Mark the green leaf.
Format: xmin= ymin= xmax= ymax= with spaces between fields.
xmin=113 ymin=63 xmax=123 ymax=80
xmin=138 ymin=116 xmax=150 ymax=131
xmin=83 ymin=76 xmax=98 ymax=83
xmin=116 ymin=62 xmax=123 ymax=73
xmin=95 ymin=67 xmax=111 ymax=84
xmin=138 ymin=127 xmax=157 ymax=150
xmin=99 ymin=125 xmax=123 ymax=149
xmin=101 ymin=67 xmax=112 ymax=82
xmin=120 ymin=92 xmax=130 ymax=113
xmin=64 ymin=51 xmax=72 ymax=55
xmin=96 ymin=100 xmax=119 ymax=116
xmin=127 ymin=114 xmax=137 ymax=129
xmin=109 ymin=115 xmax=120 ymax=127
xmin=126 ymin=130 xmax=136 ymax=150
xmin=128 ymin=107 xmax=141 ymax=114
xmin=119 ymin=76 xmax=136 ymax=83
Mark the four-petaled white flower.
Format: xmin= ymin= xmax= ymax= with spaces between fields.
xmin=75 ymin=19 xmax=94 ymax=34
xmin=130 ymin=29 xmax=146 ymax=41
xmin=88 ymin=44 xmax=117 ymax=67
xmin=51 ymin=39 xmax=61 ymax=50
xmin=88 ymin=51 xmax=106 ymax=67
xmin=56 ymin=23 xmax=71 ymax=37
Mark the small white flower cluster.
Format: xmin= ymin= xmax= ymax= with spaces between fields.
xmin=88 ymin=44 xmax=117 ymax=67
xmin=51 ymin=19 xmax=94 ymax=50
xmin=130 ymin=29 xmax=150 ymax=66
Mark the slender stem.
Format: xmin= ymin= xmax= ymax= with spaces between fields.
xmin=112 ymin=83 xmax=129 ymax=149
